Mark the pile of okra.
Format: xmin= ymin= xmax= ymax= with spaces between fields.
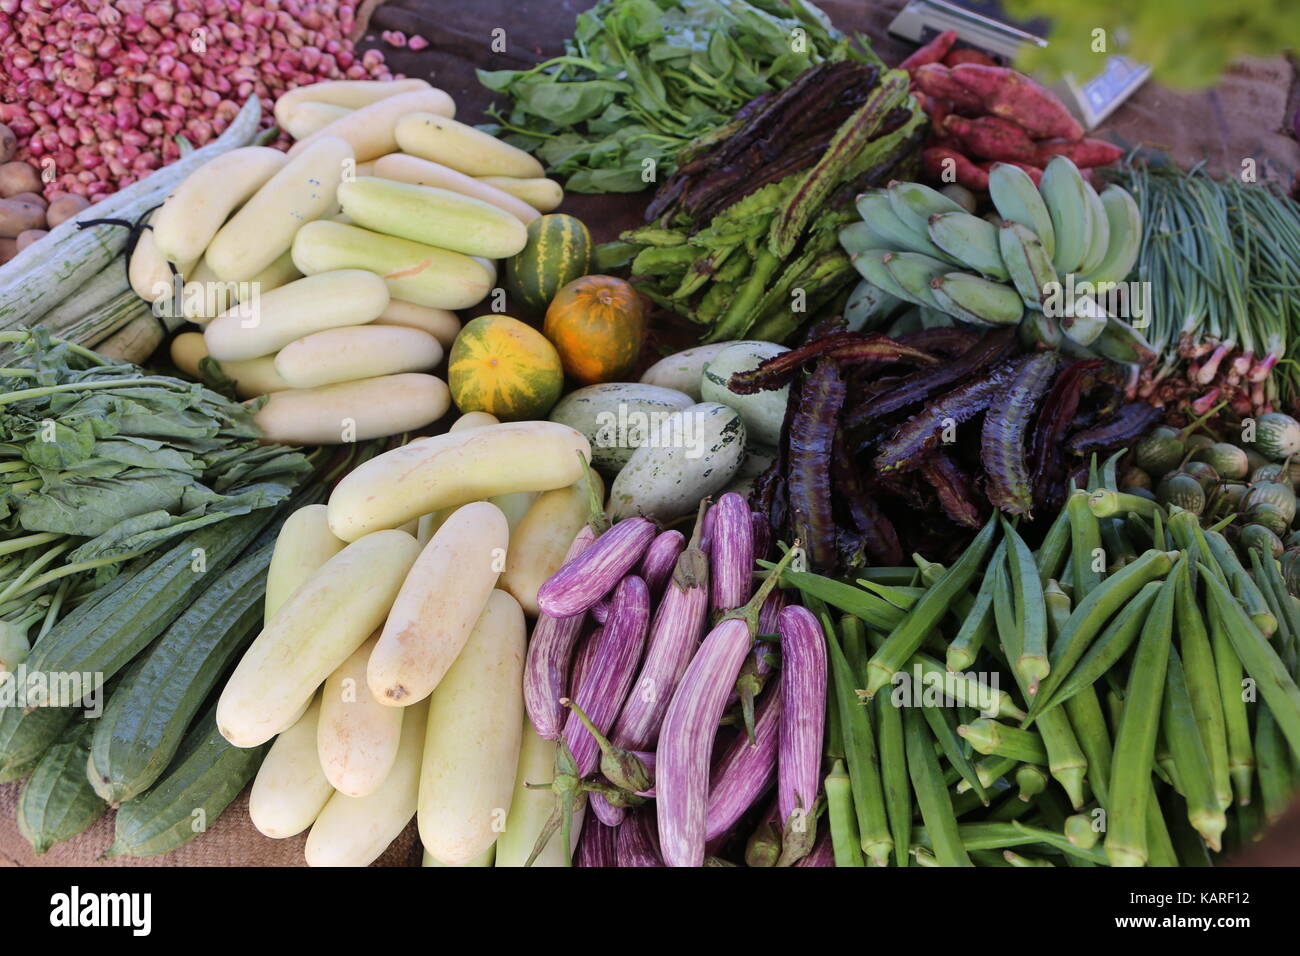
xmin=793 ymin=481 xmax=1300 ymax=867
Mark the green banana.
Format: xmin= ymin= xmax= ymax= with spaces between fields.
xmin=887 ymin=180 xmax=966 ymax=234
xmin=988 ymin=162 xmax=1056 ymax=260
xmin=1059 ymin=293 xmax=1108 ymax=346
xmin=930 ymin=272 xmax=1025 ymax=327
xmin=1078 ymin=185 xmax=1141 ymax=286
xmin=998 ymin=220 xmax=1059 ymax=309
xmin=849 ymin=248 xmax=925 ymax=306
xmin=1091 ymin=316 xmax=1157 ymax=365
xmin=1039 ymin=157 xmax=1093 ymax=275
xmin=886 ymin=306 xmax=924 ymax=337
xmin=928 ymin=211 xmax=1009 ymax=281
xmin=882 ymin=251 xmax=950 ymax=311
xmin=839 ymin=220 xmax=894 ymax=255
xmin=845 ymin=277 xmax=903 ymax=331
xmin=1019 ymin=312 xmax=1062 ymax=350
xmin=939 ymin=183 xmax=978 ymax=214
xmin=1078 ymin=180 xmax=1111 ymax=275
xmin=919 ymin=306 xmax=956 ymax=329
xmin=855 ymin=190 xmax=955 ymax=261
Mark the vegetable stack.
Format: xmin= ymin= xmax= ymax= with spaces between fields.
xmin=774 ymin=468 xmax=1300 ymax=867
xmin=478 ymin=0 xmax=867 ymax=193
xmin=737 ymin=321 xmax=1157 ymax=573
xmin=523 ymin=492 xmax=833 ymax=867
xmin=840 ymin=157 xmax=1148 ymax=375
xmin=613 ymin=59 xmax=926 ymax=343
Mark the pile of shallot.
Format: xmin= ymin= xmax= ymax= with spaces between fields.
xmin=524 ymin=493 xmax=831 ymax=867
xmin=0 ymin=0 xmax=397 ymax=204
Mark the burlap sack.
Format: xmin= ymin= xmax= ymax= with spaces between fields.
xmin=4 ymin=0 xmax=1299 ymax=868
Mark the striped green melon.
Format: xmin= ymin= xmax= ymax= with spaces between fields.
xmin=448 ymin=315 xmax=564 ymax=421
xmin=505 ymin=214 xmax=592 ymax=313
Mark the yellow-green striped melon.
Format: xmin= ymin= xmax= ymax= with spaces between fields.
xmin=448 ymin=315 xmax=564 ymax=421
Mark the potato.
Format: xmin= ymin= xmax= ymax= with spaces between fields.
xmin=0 ymin=238 xmax=17 ymax=265
xmin=0 ymin=198 xmax=46 ymax=238
xmin=8 ymin=191 xmax=45 ymax=209
xmin=0 ymin=124 xmax=15 ymax=164
xmin=45 ymin=193 xmax=90 ymax=227
xmin=0 ymin=161 xmax=41 ymax=198
xmin=15 ymin=229 xmax=46 ymax=251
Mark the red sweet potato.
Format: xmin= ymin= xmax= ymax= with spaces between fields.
xmin=943 ymin=114 xmax=1039 ymax=164
xmin=923 ymin=146 xmax=989 ymax=191
xmin=912 ymin=63 xmax=985 ymax=113
xmin=1034 ymin=137 xmax=1124 ymax=169
xmin=984 ymin=160 xmax=1043 ymax=186
xmin=944 ymin=48 xmax=998 ymax=68
xmin=949 ymin=64 xmax=1085 ymax=140
xmin=915 ymin=90 xmax=950 ymax=127
xmin=900 ymin=29 xmax=958 ymax=71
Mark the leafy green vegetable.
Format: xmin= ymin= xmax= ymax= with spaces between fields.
xmin=478 ymin=0 xmax=872 ymax=192
xmin=0 ymin=329 xmax=310 ymax=637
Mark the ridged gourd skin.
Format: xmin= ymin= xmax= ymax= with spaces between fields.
xmin=448 ymin=315 xmax=565 ymax=421
xmin=543 ymin=275 xmax=647 ymax=385
xmin=505 ymin=214 xmax=593 ymax=314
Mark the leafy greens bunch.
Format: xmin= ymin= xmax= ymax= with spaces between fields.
xmin=478 ymin=0 xmax=868 ymax=192
xmin=0 ymin=330 xmax=310 ymax=656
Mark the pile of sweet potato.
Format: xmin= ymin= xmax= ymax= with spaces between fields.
xmin=900 ymin=31 xmax=1123 ymax=191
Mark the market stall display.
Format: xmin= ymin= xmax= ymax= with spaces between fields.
xmin=1 ymin=0 xmax=1300 ymax=869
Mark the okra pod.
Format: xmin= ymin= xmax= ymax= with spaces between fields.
xmin=923 ymin=704 xmax=988 ymax=805
xmin=1162 ymin=646 xmax=1227 ymax=850
xmin=958 ymin=719 xmax=1049 ymax=765
xmin=826 ymin=759 xmax=865 ymax=867
xmin=864 ymin=515 xmax=999 ymax=699
xmin=1173 ymin=560 xmax=1232 ymax=812
xmin=1039 ymin=580 xmax=1162 ymax=715
xmin=1027 ymin=548 xmax=1177 ymax=722
xmin=904 ymin=706 xmax=972 ymax=867
xmin=1067 ymin=488 xmax=1104 ymax=601
xmin=945 ymin=540 xmax=1004 ymax=672
xmin=1034 ymin=504 xmax=1071 ymax=585
xmin=1003 ymin=518 xmax=1049 ymax=695
xmin=1255 ymin=703 xmax=1293 ymax=826
xmin=874 ymin=691 xmax=910 ymax=866
xmin=1208 ymin=598 xmax=1254 ymax=805
xmin=1015 ymin=764 xmax=1049 ymax=801
xmin=1201 ymin=566 xmax=1300 ymax=762
xmin=1202 ymin=530 xmax=1276 ymax=637
xmin=1104 ymin=566 xmax=1176 ymax=867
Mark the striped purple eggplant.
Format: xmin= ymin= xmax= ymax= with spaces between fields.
xmin=710 ymin=492 xmax=755 ymax=615
xmin=777 ymin=604 xmax=827 ymax=864
xmin=591 ymin=596 xmax=610 ymax=624
xmin=751 ymin=511 xmax=771 ymax=561
xmin=617 ymin=808 xmax=665 ymax=867
xmin=589 ymin=747 xmax=658 ymax=828
xmin=576 ymin=817 xmax=619 ymax=868
xmin=562 ymin=575 xmax=651 ymax=777
xmin=655 ymin=545 xmax=800 ymax=867
xmin=609 ymin=517 xmax=710 ymax=752
xmin=537 ymin=516 xmax=657 ymax=618
xmin=699 ymin=499 xmax=717 ymax=554
xmin=705 ymin=679 xmax=782 ymax=841
xmin=569 ymin=627 xmax=602 ymax=700
xmin=639 ymin=529 xmax=686 ymax=596
xmin=733 ymin=585 xmax=787 ymax=746
xmin=523 ymin=525 xmax=598 ymax=740
xmin=794 ymin=830 xmax=835 ymax=867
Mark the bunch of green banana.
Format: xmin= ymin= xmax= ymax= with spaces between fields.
xmin=839 ymin=156 xmax=1146 ymax=363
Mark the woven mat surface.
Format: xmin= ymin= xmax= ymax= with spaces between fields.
xmin=4 ymin=0 xmax=1299 ymax=867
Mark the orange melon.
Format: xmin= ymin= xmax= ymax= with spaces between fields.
xmin=448 ymin=315 xmax=564 ymax=421
xmin=542 ymin=275 xmax=646 ymax=385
